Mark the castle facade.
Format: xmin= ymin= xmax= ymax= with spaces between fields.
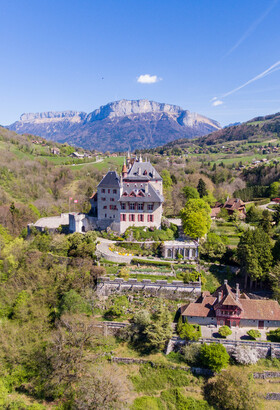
xmin=69 ymin=156 xmax=164 ymax=234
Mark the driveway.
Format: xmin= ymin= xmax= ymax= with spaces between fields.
xmin=257 ymin=201 xmax=277 ymax=212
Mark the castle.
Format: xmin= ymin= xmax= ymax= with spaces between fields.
xmin=69 ymin=156 xmax=164 ymax=234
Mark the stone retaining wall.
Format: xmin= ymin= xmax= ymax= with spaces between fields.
xmin=110 ymin=357 xmax=212 ymax=376
xmin=96 ymin=277 xmax=201 ymax=300
xmin=266 ymin=393 xmax=280 ymax=400
xmin=254 ymin=371 xmax=280 ymax=379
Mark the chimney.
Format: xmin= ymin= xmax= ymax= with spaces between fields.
xmin=236 ymin=283 xmax=240 ymax=301
xmin=218 ymin=292 xmax=222 ymax=302
xmin=224 ymin=279 xmax=228 ymax=285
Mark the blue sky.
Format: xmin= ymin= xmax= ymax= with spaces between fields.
xmin=1 ymin=0 xmax=280 ymax=126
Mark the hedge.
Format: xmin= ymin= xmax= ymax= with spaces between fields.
xmin=131 ymin=258 xmax=172 ymax=267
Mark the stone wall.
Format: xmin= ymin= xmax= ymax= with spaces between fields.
xmin=110 ymin=357 xmax=212 ymax=376
xmin=254 ymin=371 xmax=280 ymax=379
xmin=186 ymin=338 xmax=280 ymax=358
xmin=96 ymin=277 xmax=201 ymax=300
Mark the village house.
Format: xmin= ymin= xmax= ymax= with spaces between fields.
xmin=51 ymin=147 xmax=60 ymax=155
xmin=181 ymin=280 xmax=280 ymax=329
xmin=211 ymin=198 xmax=246 ymax=219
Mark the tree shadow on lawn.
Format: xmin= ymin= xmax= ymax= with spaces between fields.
xmin=240 ymin=335 xmax=252 ymax=341
xmin=207 ymin=264 xmax=236 ymax=288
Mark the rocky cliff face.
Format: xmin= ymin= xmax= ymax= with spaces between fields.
xmin=8 ymin=100 xmax=221 ymax=152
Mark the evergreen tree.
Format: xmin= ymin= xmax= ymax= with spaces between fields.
xmin=237 ymin=228 xmax=272 ymax=289
xmin=145 ymin=301 xmax=173 ymax=351
xmin=197 ymin=178 xmax=207 ymax=198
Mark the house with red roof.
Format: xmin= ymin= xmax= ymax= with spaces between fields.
xmin=181 ymin=280 xmax=280 ymax=329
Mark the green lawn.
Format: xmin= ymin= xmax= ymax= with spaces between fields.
xmin=211 ymin=222 xmax=240 ymax=247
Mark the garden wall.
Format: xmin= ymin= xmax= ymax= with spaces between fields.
xmin=96 ymin=277 xmax=201 ymax=300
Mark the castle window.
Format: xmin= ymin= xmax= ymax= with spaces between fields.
xmin=138 ymin=203 xmax=143 ymax=210
xmin=129 ymin=203 xmax=135 ymax=210
xmin=129 ymin=214 xmax=135 ymax=222
xmin=121 ymin=214 xmax=126 ymax=221
xmin=105 ymin=213 xmax=107 ymax=218
xmin=103 ymin=206 xmax=107 ymax=209
xmin=113 ymin=189 xmax=117 ymax=194
xmin=101 ymin=197 xmax=106 ymax=201
xmin=110 ymin=198 xmax=115 ymax=202
xmin=148 ymin=204 xmax=154 ymax=211
xmin=108 ymin=189 xmax=110 ymax=193
xmin=138 ymin=214 xmax=144 ymax=222
xmin=148 ymin=215 xmax=154 ymax=222
xmin=121 ymin=203 xmax=126 ymax=210
xmin=101 ymin=189 xmax=105 ymax=193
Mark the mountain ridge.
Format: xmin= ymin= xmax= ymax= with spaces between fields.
xmin=7 ymin=99 xmax=221 ymax=152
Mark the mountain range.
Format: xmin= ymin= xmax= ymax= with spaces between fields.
xmin=7 ymin=99 xmax=221 ymax=152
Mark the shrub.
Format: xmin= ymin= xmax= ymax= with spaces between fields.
xmin=203 ymin=367 xmax=258 ymax=409
xmin=182 ymin=343 xmax=202 ymax=366
xmin=267 ymin=328 xmax=280 ymax=342
xmin=218 ymin=325 xmax=232 ymax=338
xmin=200 ymin=343 xmax=229 ymax=372
xmin=60 ymin=290 xmax=92 ymax=316
xmin=104 ymin=306 xmax=123 ymax=320
xmin=247 ymin=329 xmax=261 ymax=340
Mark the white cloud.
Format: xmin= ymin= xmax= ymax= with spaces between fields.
xmin=137 ymin=74 xmax=161 ymax=84
xmin=212 ymin=99 xmax=224 ymax=106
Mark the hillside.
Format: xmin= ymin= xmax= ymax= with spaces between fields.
xmin=147 ymin=112 xmax=280 ymax=153
xmin=0 ymin=127 xmax=123 ymax=234
xmin=7 ymin=99 xmax=221 ymax=152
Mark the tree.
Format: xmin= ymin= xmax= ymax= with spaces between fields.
xmin=46 ymin=315 xmax=102 ymax=396
xmin=270 ymin=181 xmax=280 ymax=199
xmin=180 ymin=198 xmax=211 ymax=239
xmin=259 ymin=209 xmax=272 ymax=233
xmin=74 ymin=363 xmax=131 ymax=409
xmin=247 ymin=329 xmax=261 ymax=340
xmin=161 ymin=170 xmax=173 ymax=189
xmin=197 ymin=178 xmax=207 ymax=198
xmin=200 ymin=232 xmax=227 ymax=261
xmin=273 ymin=204 xmax=280 ymax=225
xmin=182 ymin=186 xmax=199 ymax=201
xmin=182 ymin=344 xmax=202 ymax=366
xmin=177 ymin=318 xmax=201 ymax=341
xmin=270 ymin=263 xmax=280 ymax=302
xmin=246 ymin=205 xmax=261 ymax=223
xmin=60 ymin=290 xmax=92 ymax=316
xmin=233 ymin=345 xmax=259 ymax=365
xmin=203 ymin=367 xmax=258 ymax=409
xmin=237 ymin=228 xmax=273 ymax=289
xmin=145 ymin=301 xmax=173 ymax=351
xmin=200 ymin=343 xmax=229 ymax=372
xmin=9 ymin=202 xmax=19 ymax=235
xmin=218 ymin=325 xmax=232 ymax=338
